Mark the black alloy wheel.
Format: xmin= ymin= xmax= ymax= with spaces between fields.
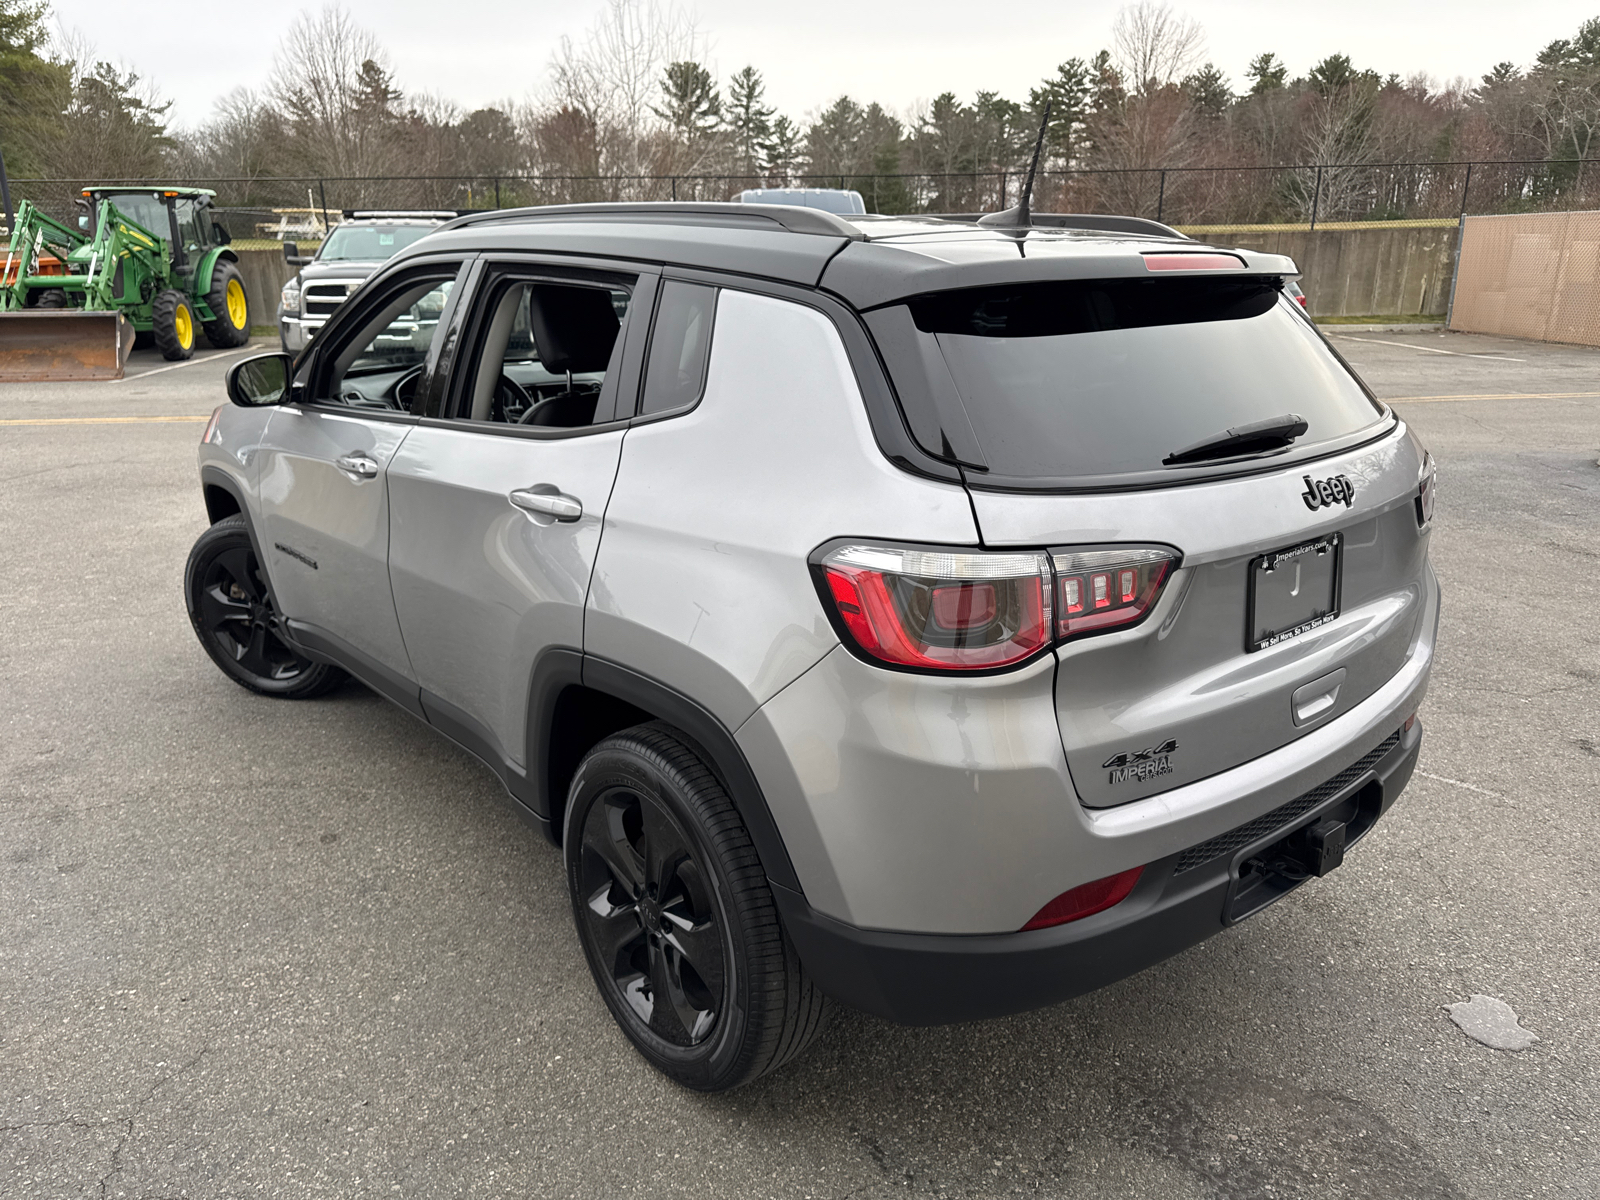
xmin=565 ymin=725 xmax=828 ymax=1091
xmin=579 ymin=778 xmax=727 ymax=1045
xmin=184 ymin=515 xmax=345 ymax=698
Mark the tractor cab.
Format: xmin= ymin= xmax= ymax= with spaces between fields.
xmin=78 ymin=187 xmax=232 ymax=276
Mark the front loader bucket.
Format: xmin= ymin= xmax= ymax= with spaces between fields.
xmin=0 ymin=311 xmax=137 ymax=382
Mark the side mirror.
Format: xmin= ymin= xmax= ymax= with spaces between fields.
xmin=212 ymin=221 xmax=232 ymax=245
xmin=282 ymin=241 xmax=310 ymax=266
xmin=227 ymin=353 xmax=293 ymax=408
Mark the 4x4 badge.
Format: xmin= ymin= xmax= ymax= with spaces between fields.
xmin=1302 ymin=473 xmax=1355 ymax=511
xmin=1103 ymin=739 xmax=1179 ymax=784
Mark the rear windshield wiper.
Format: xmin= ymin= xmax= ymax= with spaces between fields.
xmin=1163 ymin=413 xmax=1309 ymax=466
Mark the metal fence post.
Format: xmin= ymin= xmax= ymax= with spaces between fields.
xmin=999 ymin=171 xmax=1007 ymax=210
xmin=494 ymin=177 xmax=501 ymax=209
xmin=1445 ymin=210 xmax=1467 ymax=330
xmin=317 ymin=179 xmax=330 ymax=233
xmin=670 ymin=177 xmax=677 ymax=201
xmin=1458 ymin=162 xmax=1473 ymax=215
xmin=1309 ymin=166 xmax=1323 ymax=231
xmin=1157 ymin=169 xmax=1167 ymax=222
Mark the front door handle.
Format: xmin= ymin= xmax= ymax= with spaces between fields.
xmin=335 ymin=452 xmax=379 ymax=479
xmin=508 ymin=487 xmax=583 ymax=522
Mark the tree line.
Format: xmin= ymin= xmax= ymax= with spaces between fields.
xmin=6 ymin=0 xmax=1600 ymax=223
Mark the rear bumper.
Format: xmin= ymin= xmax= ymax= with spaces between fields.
xmin=775 ymin=718 xmax=1420 ymax=1025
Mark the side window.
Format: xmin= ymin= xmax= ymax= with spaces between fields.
xmin=320 ymin=275 xmax=456 ymax=411
xmin=460 ymin=277 xmax=632 ymax=428
xmin=640 ymin=281 xmax=717 ymax=416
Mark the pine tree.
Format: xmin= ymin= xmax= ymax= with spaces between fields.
xmin=761 ymin=113 xmax=801 ymax=184
xmin=1245 ymin=52 xmax=1287 ymax=95
xmin=1029 ymin=58 xmax=1092 ymax=166
xmin=653 ymin=61 xmax=721 ymax=140
xmin=0 ymin=0 xmax=69 ymax=177
xmin=725 ymin=65 xmax=774 ymax=177
xmin=1182 ymin=63 xmax=1232 ymax=119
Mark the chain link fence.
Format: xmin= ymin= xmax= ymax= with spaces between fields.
xmin=1449 ymin=211 xmax=1600 ymax=347
xmin=8 ymin=159 xmax=1600 ymax=246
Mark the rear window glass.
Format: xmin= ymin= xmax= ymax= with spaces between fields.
xmin=640 ymin=281 xmax=717 ymax=415
xmin=869 ymin=277 xmax=1385 ymax=484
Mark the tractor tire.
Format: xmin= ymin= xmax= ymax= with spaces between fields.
xmin=202 ymin=261 xmax=251 ymax=349
xmin=152 ymin=289 xmax=197 ymax=361
xmin=32 ymin=288 xmax=68 ymax=309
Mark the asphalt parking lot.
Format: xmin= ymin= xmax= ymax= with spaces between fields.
xmin=3 ymin=329 xmax=1597 ymax=1199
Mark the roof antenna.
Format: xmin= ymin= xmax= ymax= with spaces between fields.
xmin=979 ymin=100 xmax=1050 ymax=231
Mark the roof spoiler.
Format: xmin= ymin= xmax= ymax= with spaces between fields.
xmin=931 ymin=213 xmax=1189 ymax=239
xmin=440 ymin=201 xmax=866 ymax=241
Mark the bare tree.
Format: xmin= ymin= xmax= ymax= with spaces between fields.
xmin=271 ymin=4 xmax=400 ymax=185
xmin=1112 ymin=1 xmax=1204 ymax=99
xmin=543 ymin=0 xmax=701 ymax=187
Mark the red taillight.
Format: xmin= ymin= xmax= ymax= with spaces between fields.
xmin=1021 ymin=866 xmax=1144 ymax=930
xmin=1053 ymin=548 xmax=1176 ymax=640
xmin=817 ymin=543 xmax=1179 ymax=672
xmin=1142 ymin=253 xmax=1245 ymax=272
xmin=202 ymin=405 xmax=223 ymax=445
xmin=817 ymin=546 xmax=1053 ymax=671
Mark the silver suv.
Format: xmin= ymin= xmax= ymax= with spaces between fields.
xmin=187 ymin=203 xmax=1439 ymax=1092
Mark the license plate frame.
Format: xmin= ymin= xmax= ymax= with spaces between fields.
xmin=1246 ymin=532 xmax=1342 ymax=652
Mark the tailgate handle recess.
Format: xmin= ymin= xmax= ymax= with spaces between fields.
xmin=1291 ymin=667 xmax=1346 ymax=726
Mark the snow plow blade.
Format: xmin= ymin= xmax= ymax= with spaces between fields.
xmin=0 ymin=311 xmax=137 ymax=382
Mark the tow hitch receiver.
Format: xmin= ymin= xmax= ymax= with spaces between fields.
xmin=1228 ymin=816 xmax=1352 ymax=924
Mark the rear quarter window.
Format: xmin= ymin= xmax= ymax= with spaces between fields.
xmin=866 ymin=276 xmax=1387 ymax=487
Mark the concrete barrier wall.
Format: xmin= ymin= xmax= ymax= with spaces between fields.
xmin=235 ymin=224 xmax=1462 ymax=329
xmin=235 ymin=248 xmax=295 ymax=331
xmin=1178 ymin=223 xmax=1460 ymax=317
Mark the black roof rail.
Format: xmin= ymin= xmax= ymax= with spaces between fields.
xmin=929 ymin=212 xmax=1189 ymax=239
xmin=439 ymin=201 xmax=865 ymax=241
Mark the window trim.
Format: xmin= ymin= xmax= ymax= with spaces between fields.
xmin=292 ymin=255 xmax=472 ymax=420
xmin=429 ymin=258 xmax=658 ymax=441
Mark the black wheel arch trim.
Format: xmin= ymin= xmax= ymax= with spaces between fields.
xmin=197 ymin=467 xmax=286 ymax=618
xmin=528 ymin=651 xmax=804 ymax=894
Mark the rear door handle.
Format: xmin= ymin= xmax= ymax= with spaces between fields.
xmin=335 ymin=452 xmax=379 ymax=479
xmin=508 ymin=487 xmax=583 ymax=522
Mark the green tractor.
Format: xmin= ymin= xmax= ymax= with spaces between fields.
xmin=0 ymin=186 xmax=252 ymax=380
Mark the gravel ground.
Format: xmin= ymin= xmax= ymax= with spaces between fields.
xmin=1 ymin=330 xmax=1596 ymax=1199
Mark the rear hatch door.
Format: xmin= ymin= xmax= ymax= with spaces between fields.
xmin=864 ymin=263 xmax=1431 ymax=806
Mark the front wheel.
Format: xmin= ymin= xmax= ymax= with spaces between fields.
xmin=183 ymin=515 xmax=345 ymax=698
xmin=152 ymin=288 xmax=196 ymax=361
xmin=203 ymin=261 xmax=251 ymax=348
xmin=564 ymin=724 xmax=828 ymax=1091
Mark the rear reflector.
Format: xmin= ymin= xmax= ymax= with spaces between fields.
xmin=1142 ymin=253 xmax=1246 ymax=272
xmin=1021 ymin=866 xmax=1145 ymax=930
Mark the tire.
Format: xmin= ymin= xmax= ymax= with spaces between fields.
xmin=564 ymin=723 xmax=828 ymax=1091
xmin=152 ymin=288 xmax=196 ymax=361
xmin=33 ymin=288 xmax=68 ymax=309
xmin=202 ymin=260 xmax=251 ymax=348
xmin=184 ymin=515 xmax=346 ymax=699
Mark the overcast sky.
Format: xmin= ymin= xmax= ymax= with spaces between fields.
xmin=51 ymin=0 xmax=1600 ymax=129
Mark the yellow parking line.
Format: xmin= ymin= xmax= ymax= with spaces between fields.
xmin=0 ymin=415 xmax=209 ymax=426
xmin=1385 ymin=391 xmax=1600 ymax=403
